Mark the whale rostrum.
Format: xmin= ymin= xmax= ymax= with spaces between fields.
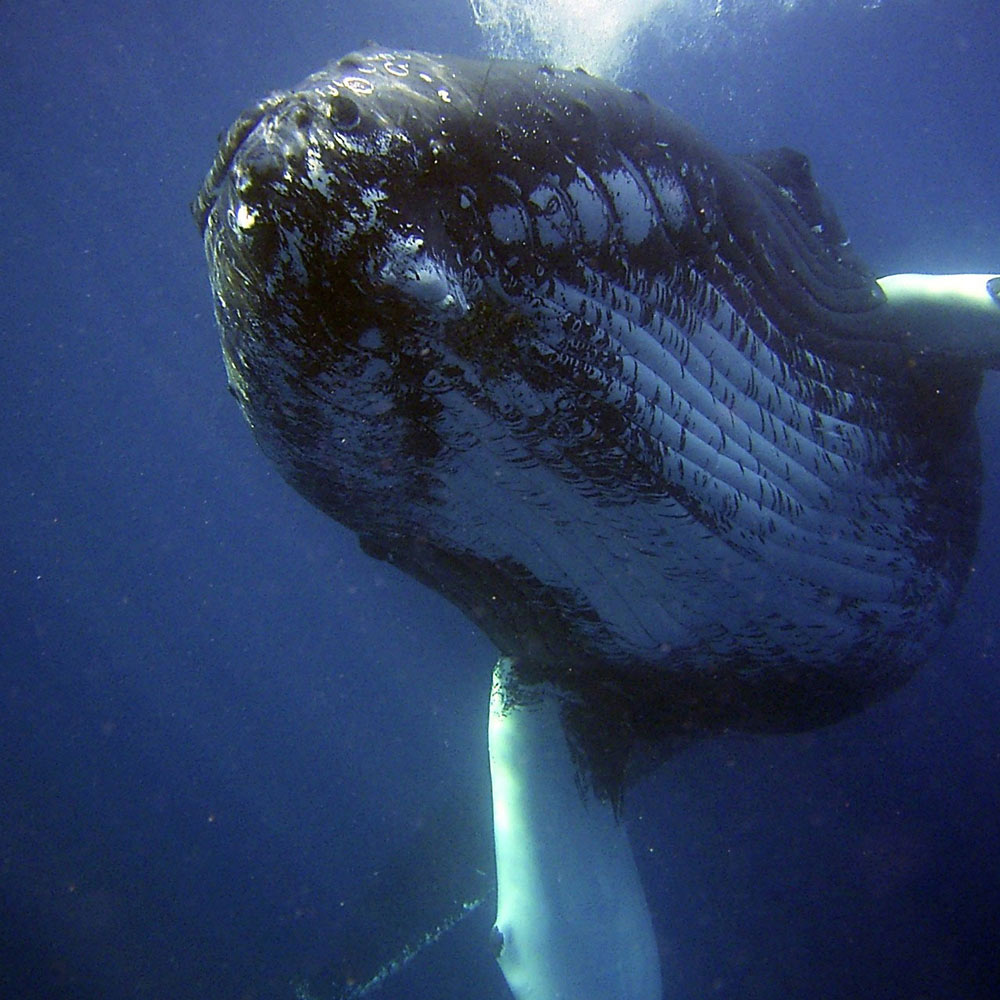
xmin=196 ymin=47 xmax=1000 ymax=1000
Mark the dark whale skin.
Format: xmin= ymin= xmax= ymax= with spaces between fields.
xmin=196 ymin=48 xmax=981 ymax=762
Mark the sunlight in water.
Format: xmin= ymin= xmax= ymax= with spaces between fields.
xmin=469 ymin=0 xmax=885 ymax=79
xmin=469 ymin=0 xmax=668 ymax=78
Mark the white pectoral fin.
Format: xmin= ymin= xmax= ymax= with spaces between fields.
xmin=877 ymin=273 xmax=1000 ymax=366
xmin=488 ymin=658 xmax=662 ymax=1000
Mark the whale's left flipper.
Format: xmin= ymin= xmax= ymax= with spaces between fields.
xmin=879 ymin=273 xmax=1000 ymax=365
xmin=488 ymin=658 xmax=662 ymax=1000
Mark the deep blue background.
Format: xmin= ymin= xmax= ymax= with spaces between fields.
xmin=2 ymin=2 xmax=998 ymax=998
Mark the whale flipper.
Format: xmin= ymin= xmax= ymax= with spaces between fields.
xmin=489 ymin=658 xmax=661 ymax=1000
xmin=878 ymin=273 xmax=1000 ymax=364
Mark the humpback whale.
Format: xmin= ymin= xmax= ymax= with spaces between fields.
xmin=194 ymin=47 xmax=1000 ymax=1000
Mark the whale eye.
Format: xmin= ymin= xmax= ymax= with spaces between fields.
xmin=328 ymin=94 xmax=361 ymax=131
xmin=489 ymin=925 xmax=505 ymax=958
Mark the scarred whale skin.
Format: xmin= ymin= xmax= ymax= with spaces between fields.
xmin=195 ymin=48 xmax=981 ymax=762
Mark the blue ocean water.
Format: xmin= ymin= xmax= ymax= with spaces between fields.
xmin=1 ymin=1 xmax=998 ymax=998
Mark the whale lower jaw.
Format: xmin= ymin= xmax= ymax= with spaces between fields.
xmin=488 ymin=658 xmax=662 ymax=1000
